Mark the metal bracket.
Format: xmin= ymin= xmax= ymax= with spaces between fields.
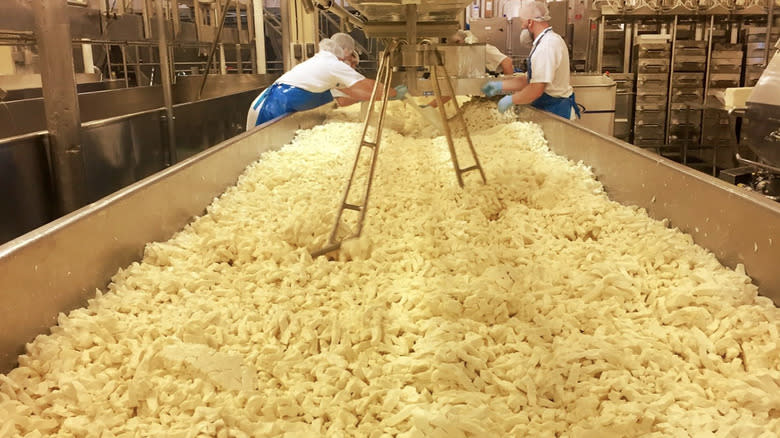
xmin=736 ymin=153 xmax=780 ymax=174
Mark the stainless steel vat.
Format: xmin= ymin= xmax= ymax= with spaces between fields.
xmin=0 ymin=109 xmax=328 ymax=373
xmin=1 ymin=106 xmax=779 ymax=375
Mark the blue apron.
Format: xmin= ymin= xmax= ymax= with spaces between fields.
xmin=251 ymin=83 xmax=335 ymax=126
xmin=527 ymin=28 xmax=581 ymax=120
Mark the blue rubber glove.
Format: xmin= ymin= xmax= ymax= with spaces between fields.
xmin=390 ymin=84 xmax=408 ymax=100
xmin=497 ymin=94 xmax=514 ymax=113
xmin=481 ymin=81 xmax=503 ymax=97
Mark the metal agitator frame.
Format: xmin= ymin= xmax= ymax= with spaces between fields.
xmin=312 ymin=1 xmax=485 ymax=257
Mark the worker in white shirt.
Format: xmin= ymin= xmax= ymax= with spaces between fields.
xmin=332 ymin=50 xmax=361 ymax=107
xmin=450 ymin=30 xmax=514 ymax=76
xmin=481 ymin=1 xmax=580 ymax=120
xmin=246 ymin=33 xmax=407 ymax=129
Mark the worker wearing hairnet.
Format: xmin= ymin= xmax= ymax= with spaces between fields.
xmin=246 ymin=33 xmax=407 ymax=129
xmin=450 ymin=30 xmax=514 ymax=76
xmin=331 ymin=50 xmax=361 ymax=107
xmin=480 ymin=2 xmax=579 ymax=120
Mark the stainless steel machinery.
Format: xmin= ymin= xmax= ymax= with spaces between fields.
xmin=571 ymin=74 xmax=617 ymax=136
xmin=348 ymin=0 xmax=501 ymax=96
xmin=734 ymin=38 xmax=780 ymax=199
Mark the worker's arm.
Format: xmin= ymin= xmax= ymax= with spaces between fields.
xmin=498 ymin=57 xmax=514 ymax=76
xmin=340 ymin=78 xmax=397 ymax=101
xmin=499 ymin=75 xmax=529 ymax=92
xmin=335 ymin=96 xmax=360 ymax=106
xmin=510 ymin=82 xmax=546 ymax=105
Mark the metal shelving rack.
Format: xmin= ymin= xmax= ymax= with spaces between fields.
xmin=592 ymin=0 xmax=777 ymax=175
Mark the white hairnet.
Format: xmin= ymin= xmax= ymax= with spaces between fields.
xmin=451 ymin=30 xmax=468 ymax=43
xmin=450 ymin=30 xmax=479 ymax=44
xmin=341 ymin=50 xmax=360 ymax=68
xmin=319 ymin=38 xmax=345 ymax=58
xmin=331 ymin=32 xmax=356 ymax=56
xmin=518 ymin=1 xmax=551 ymax=21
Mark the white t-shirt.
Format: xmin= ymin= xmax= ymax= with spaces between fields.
xmin=485 ymin=44 xmax=510 ymax=73
xmin=528 ymin=28 xmax=573 ymax=98
xmin=277 ymin=51 xmax=365 ymax=93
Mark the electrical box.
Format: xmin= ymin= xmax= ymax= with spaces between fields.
xmin=292 ymin=43 xmax=303 ymax=60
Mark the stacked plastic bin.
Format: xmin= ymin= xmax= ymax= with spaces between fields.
xmin=632 ymin=40 xmax=670 ymax=150
xmin=668 ymin=40 xmax=707 ymax=150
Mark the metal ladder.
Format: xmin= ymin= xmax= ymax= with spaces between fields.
xmin=311 ymin=42 xmax=398 ymax=258
xmin=424 ymin=42 xmax=487 ymax=188
xmin=311 ymin=42 xmax=486 ymax=257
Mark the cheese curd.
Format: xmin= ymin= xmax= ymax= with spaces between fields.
xmin=1 ymin=98 xmax=778 ymax=437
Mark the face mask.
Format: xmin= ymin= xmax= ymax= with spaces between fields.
xmin=519 ymin=29 xmax=533 ymax=47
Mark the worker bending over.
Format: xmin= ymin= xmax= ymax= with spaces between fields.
xmin=481 ymin=2 xmax=580 ymax=120
xmin=246 ymin=33 xmax=407 ymax=130
xmin=332 ymin=50 xmax=361 ymax=107
xmin=450 ymin=30 xmax=514 ymax=76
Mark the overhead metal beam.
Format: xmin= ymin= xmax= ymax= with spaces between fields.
xmin=362 ymin=21 xmax=459 ymax=38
